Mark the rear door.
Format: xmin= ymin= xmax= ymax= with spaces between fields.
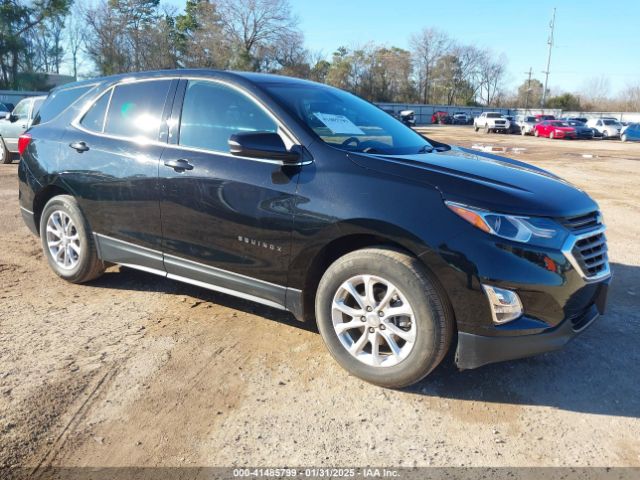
xmin=63 ymin=78 xmax=178 ymax=271
xmin=158 ymin=78 xmax=302 ymax=308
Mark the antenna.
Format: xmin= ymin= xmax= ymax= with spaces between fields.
xmin=541 ymin=7 xmax=556 ymax=108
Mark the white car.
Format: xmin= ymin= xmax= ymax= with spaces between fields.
xmin=516 ymin=115 xmax=537 ymax=135
xmin=586 ymin=118 xmax=623 ymax=138
xmin=473 ymin=112 xmax=510 ymax=133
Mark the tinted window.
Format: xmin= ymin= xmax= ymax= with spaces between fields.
xmin=34 ymin=85 xmax=93 ymax=124
xmin=80 ymin=90 xmax=112 ymax=132
xmin=486 ymin=113 xmax=501 ymax=118
xmin=104 ymin=80 xmax=171 ymax=140
xmin=266 ymin=83 xmax=432 ymax=155
xmin=179 ymin=80 xmax=277 ymax=152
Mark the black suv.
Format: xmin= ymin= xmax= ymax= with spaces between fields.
xmin=17 ymin=70 xmax=610 ymax=388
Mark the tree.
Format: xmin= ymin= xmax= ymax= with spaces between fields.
xmin=546 ymin=93 xmax=582 ymax=110
xmin=582 ymin=75 xmax=611 ymax=110
xmin=410 ymin=28 xmax=451 ymax=104
xmin=477 ymin=52 xmax=507 ymax=106
xmin=0 ymin=0 xmax=71 ymax=88
xmin=516 ymin=78 xmax=544 ymax=109
xmin=215 ymin=0 xmax=300 ymax=71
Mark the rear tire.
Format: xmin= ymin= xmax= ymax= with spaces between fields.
xmin=484 ymin=124 xmax=490 ymax=134
xmin=315 ymin=247 xmax=454 ymax=388
xmin=40 ymin=195 xmax=105 ymax=283
xmin=0 ymin=138 xmax=10 ymax=164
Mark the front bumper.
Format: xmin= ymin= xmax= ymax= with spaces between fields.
xmin=455 ymin=282 xmax=608 ymax=370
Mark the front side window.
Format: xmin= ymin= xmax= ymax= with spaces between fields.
xmin=103 ymin=80 xmax=172 ymax=140
xmin=12 ymin=99 xmax=30 ymax=119
xmin=265 ymin=83 xmax=432 ymax=155
xmin=179 ymin=80 xmax=277 ymax=152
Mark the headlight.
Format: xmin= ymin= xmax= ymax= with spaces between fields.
xmin=445 ymin=201 xmax=568 ymax=247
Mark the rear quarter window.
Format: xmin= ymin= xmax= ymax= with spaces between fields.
xmin=33 ymin=85 xmax=95 ymax=125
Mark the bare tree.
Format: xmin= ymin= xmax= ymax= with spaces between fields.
xmin=582 ymin=75 xmax=612 ymax=109
xmin=410 ymin=28 xmax=451 ymax=103
xmin=66 ymin=10 xmax=85 ymax=79
xmin=478 ymin=51 xmax=507 ymax=106
xmin=215 ymin=0 xmax=300 ymax=70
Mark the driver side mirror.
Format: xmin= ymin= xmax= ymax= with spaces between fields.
xmin=4 ymin=112 xmax=12 ymax=121
xmin=228 ymin=132 xmax=300 ymax=164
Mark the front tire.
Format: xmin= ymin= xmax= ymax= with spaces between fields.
xmin=315 ymin=247 xmax=454 ymax=388
xmin=0 ymin=138 xmax=10 ymax=164
xmin=621 ymin=133 xmax=627 ymax=142
xmin=40 ymin=195 xmax=105 ymax=283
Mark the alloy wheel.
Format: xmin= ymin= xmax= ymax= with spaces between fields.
xmin=46 ymin=210 xmax=82 ymax=269
xmin=331 ymin=274 xmax=416 ymax=367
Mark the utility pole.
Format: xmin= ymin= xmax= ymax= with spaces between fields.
xmin=541 ymin=7 xmax=556 ymax=108
xmin=524 ymin=67 xmax=533 ymax=111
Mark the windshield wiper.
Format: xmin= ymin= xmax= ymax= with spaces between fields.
xmin=417 ymin=144 xmax=434 ymax=154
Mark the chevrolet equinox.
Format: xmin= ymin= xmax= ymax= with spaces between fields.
xmin=17 ymin=70 xmax=610 ymax=387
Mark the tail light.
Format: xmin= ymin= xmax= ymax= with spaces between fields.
xmin=17 ymin=134 xmax=31 ymax=156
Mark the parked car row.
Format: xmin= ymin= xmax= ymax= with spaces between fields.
xmin=477 ymin=112 xmax=639 ymax=142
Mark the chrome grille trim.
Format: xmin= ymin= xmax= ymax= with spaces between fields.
xmin=561 ymin=225 xmax=611 ymax=282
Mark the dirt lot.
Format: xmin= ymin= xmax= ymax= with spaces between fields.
xmin=1 ymin=126 xmax=639 ymax=473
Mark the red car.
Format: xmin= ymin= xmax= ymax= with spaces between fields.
xmin=533 ymin=120 xmax=577 ymax=139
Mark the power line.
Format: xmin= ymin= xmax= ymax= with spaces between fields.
xmin=541 ymin=7 xmax=556 ymax=108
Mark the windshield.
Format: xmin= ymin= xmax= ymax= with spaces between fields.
xmin=550 ymin=121 xmax=570 ymax=127
xmin=264 ymin=83 xmax=432 ymax=155
xmin=603 ymin=119 xmax=619 ymax=125
xmin=486 ymin=113 xmax=502 ymax=118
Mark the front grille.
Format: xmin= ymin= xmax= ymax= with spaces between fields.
xmin=561 ymin=211 xmax=601 ymax=232
xmin=495 ymin=120 xmax=505 ymax=125
xmin=571 ymin=231 xmax=608 ymax=278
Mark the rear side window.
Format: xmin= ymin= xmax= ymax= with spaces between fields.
xmin=34 ymin=85 xmax=94 ymax=125
xmin=80 ymin=90 xmax=112 ymax=132
xmin=103 ymin=80 xmax=171 ymax=140
xmin=179 ymin=80 xmax=277 ymax=152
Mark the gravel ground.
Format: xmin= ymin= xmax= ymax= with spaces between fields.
xmin=1 ymin=126 xmax=639 ymax=473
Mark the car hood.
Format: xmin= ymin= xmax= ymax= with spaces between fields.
xmin=349 ymin=145 xmax=597 ymax=217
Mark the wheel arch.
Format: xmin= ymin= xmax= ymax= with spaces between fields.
xmin=293 ymin=228 xmax=456 ymax=331
xmin=32 ymin=184 xmax=73 ymax=233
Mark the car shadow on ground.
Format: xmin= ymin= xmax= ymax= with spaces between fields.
xmin=89 ymin=262 xmax=639 ymax=418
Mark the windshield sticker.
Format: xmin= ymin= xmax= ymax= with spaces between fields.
xmin=313 ymin=113 xmax=365 ymax=135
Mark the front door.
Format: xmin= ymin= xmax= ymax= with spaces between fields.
xmin=159 ymin=79 xmax=301 ymax=308
xmin=62 ymin=78 xmax=177 ymax=271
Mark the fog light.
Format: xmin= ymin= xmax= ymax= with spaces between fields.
xmin=482 ymin=285 xmax=523 ymax=325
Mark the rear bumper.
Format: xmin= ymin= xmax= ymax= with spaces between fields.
xmin=455 ymin=302 xmax=602 ymax=370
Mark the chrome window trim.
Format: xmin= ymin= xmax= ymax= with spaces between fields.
xmin=69 ymin=75 xmax=312 ymax=167
xmin=561 ymin=225 xmax=611 ymax=282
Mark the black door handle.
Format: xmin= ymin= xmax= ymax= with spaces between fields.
xmin=69 ymin=141 xmax=90 ymax=152
xmin=164 ymin=158 xmax=194 ymax=172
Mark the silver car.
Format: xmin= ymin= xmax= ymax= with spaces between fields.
xmin=0 ymin=95 xmax=46 ymax=164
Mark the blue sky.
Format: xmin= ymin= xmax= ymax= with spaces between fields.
xmin=166 ymin=0 xmax=639 ymax=95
